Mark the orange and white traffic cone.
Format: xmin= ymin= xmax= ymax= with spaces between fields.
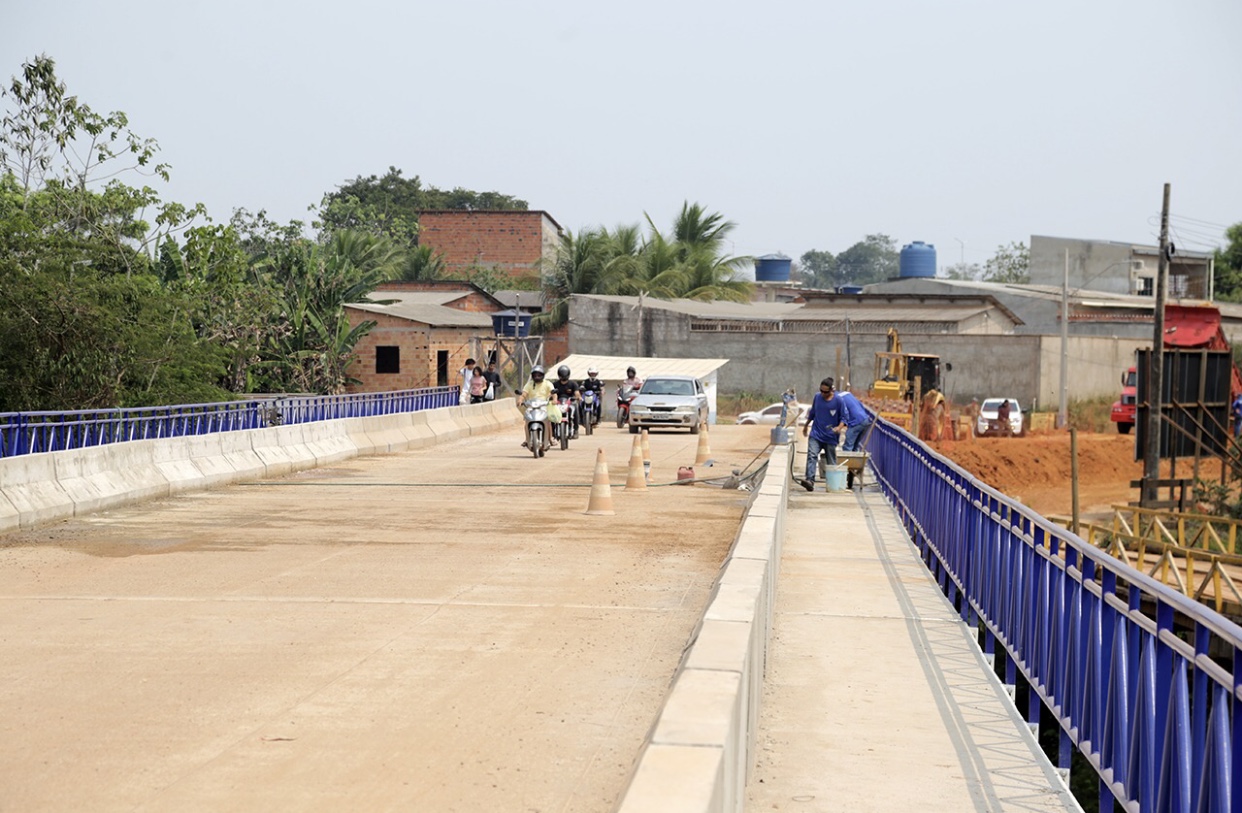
xmin=625 ymin=433 xmax=647 ymax=491
xmin=641 ymin=429 xmax=651 ymax=481
xmin=585 ymin=448 xmax=615 ymax=515
xmin=694 ymin=422 xmax=712 ymax=466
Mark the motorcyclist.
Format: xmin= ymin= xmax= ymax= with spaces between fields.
xmin=579 ymin=366 xmax=605 ymax=427
xmin=517 ymin=365 xmax=556 ymax=451
xmin=551 ymin=365 xmax=582 ymax=439
xmin=616 ymin=366 xmax=643 ymax=426
xmin=622 ymin=366 xmax=643 ymax=392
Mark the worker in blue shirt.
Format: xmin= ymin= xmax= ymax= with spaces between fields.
xmin=1232 ymin=392 xmax=1242 ymax=437
xmin=799 ymin=377 xmax=843 ymax=492
xmin=837 ymin=389 xmax=872 ymax=452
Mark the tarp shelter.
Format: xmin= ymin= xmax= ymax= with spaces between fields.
xmin=555 ymin=355 xmax=728 ymax=424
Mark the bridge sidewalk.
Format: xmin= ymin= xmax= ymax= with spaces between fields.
xmin=744 ymin=484 xmax=1082 ymax=812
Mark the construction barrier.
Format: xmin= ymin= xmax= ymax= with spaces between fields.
xmin=0 ymin=399 xmax=522 ymax=534
xmin=616 ymin=445 xmax=789 ymax=813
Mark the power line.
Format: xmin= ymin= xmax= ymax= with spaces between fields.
xmin=1169 ymin=213 xmax=1235 ymax=230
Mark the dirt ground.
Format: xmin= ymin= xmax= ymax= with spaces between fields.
xmin=0 ymin=424 xmax=768 ymax=813
xmin=924 ymin=429 xmax=1226 ymax=519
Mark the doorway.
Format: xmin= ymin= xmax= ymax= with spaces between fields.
xmin=436 ymin=350 xmax=449 ymax=387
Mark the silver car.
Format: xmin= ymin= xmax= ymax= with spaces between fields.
xmin=628 ymin=375 xmax=709 ymax=434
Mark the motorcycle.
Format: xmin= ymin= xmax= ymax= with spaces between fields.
xmin=580 ymin=389 xmax=600 ymax=435
xmin=554 ymin=397 xmax=578 ymax=451
xmin=616 ymin=385 xmax=638 ymax=428
xmin=524 ymin=398 xmax=548 ymax=458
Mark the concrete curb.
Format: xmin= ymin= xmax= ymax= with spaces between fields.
xmin=616 ymin=445 xmax=790 ymax=813
xmin=0 ymin=400 xmax=524 ymax=532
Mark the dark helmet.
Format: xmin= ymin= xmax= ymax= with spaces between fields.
xmin=627 ymin=366 xmax=636 ymax=377
xmin=557 ymin=365 xmax=571 ymax=380
xmin=531 ymin=365 xmax=545 ymax=380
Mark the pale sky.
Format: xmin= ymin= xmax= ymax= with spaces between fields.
xmin=5 ymin=1 xmax=1241 ymax=273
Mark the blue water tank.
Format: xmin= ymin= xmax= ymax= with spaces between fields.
xmin=491 ymin=309 xmax=531 ymax=338
xmin=837 ymin=285 xmax=864 ymax=295
xmin=899 ymin=241 xmax=937 ymax=278
xmin=754 ymin=253 xmax=792 ymax=282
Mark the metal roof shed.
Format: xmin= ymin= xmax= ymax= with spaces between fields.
xmin=555 ymin=355 xmax=729 ymax=424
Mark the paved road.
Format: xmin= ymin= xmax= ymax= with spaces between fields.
xmin=0 ymin=423 xmax=768 ymax=812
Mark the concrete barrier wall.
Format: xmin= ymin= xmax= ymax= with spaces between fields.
xmin=616 ymin=445 xmax=790 ymax=813
xmin=0 ymin=399 xmax=522 ymax=534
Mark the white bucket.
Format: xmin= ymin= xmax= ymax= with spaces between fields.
xmin=823 ymin=464 xmax=848 ymax=492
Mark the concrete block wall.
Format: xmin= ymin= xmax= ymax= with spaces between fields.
xmin=615 ymin=445 xmax=790 ymax=813
xmin=0 ymin=400 xmax=523 ymax=534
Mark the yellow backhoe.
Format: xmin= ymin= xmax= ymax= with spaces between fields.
xmin=870 ymin=328 xmax=949 ymax=439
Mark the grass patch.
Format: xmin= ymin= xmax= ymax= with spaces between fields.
xmin=1067 ymin=395 xmax=1115 ymax=433
xmin=1024 ymin=395 xmax=1117 ymax=433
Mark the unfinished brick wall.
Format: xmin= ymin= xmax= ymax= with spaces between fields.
xmin=417 ymin=210 xmax=561 ymax=281
xmin=346 ymin=310 xmax=481 ymax=393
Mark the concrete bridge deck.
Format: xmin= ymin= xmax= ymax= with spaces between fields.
xmin=0 ymin=424 xmax=759 ymax=812
xmin=744 ymin=481 xmax=1081 ymax=812
xmin=0 ymin=415 xmax=1085 ymax=812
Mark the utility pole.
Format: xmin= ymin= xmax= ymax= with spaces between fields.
xmin=635 ymin=290 xmax=645 ymax=358
xmin=1143 ymin=183 xmax=1171 ymax=504
xmin=844 ymin=317 xmax=852 ymax=391
xmin=1058 ymin=249 xmax=1069 ymax=428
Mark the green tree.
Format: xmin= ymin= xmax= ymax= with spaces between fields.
xmin=667 ymin=202 xmax=751 ymax=300
xmin=1213 ymin=223 xmax=1242 ymax=302
xmin=941 ymin=261 xmax=982 ymax=281
xmin=1 ymin=55 xmax=203 ymax=274
xmin=0 ymin=55 xmax=221 ymax=410
xmin=255 ymin=230 xmax=400 ymax=394
xmin=835 ymin=234 xmax=899 ymax=285
xmin=314 ymin=166 xmax=527 ymax=245
xmin=398 ymin=244 xmax=446 ymax=281
xmin=981 ymin=241 xmax=1030 ymax=284
xmin=798 ymin=249 xmax=839 ymax=288
xmin=537 ymin=228 xmax=616 ymax=330
xmin=160 ymin=224 xmax=286 ymax=393
xmin=537 ymin=203 xmax=752 ymax=331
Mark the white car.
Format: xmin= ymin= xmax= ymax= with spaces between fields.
xmin=976 ymin=398 xmax=1024 ymax=436
xmin=628 ymin=375 xmax=709 ymax=434
xmin=736 ymin=402 xmax=808 ymax=427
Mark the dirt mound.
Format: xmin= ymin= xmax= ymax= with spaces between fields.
xmin=929 ymin=434 xmax=1138 ymax=492
xmin=925 ymin=432 xmax=1139 ymax=517
xmin=923 ymin=431 xmax=1227 ymax=518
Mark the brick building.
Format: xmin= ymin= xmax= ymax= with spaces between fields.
xmin=345 ymin=282 xmax=502 ymax=392
xmin=417 ymin=210 xmax=563 ymax=282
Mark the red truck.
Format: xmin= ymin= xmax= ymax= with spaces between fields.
xmin=1110 ymin=304 xmax=1242 ymax=434
xmin=1110 ymin=367 xmax=1138 ymax=434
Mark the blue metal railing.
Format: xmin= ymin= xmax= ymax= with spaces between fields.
xmin=0 ymin=387 xmax=459 ymax=458
xmin=867 ymin=417 xmax=1240 ymax=813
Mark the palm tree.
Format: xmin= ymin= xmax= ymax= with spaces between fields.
xmin=399 ymin=244 xmax=446 ymax=281
xmin=616 ymin=222 xmax=683 ymax=299
xmin=627 ymin=203 xmax=753 ymax=301
xmin=536 ymin=228 xmax=618 ymax=330
xmin=671 ymin=202 xmax=735 ymax=262
xmin=256 ymin=230 xmax=401 ymax=393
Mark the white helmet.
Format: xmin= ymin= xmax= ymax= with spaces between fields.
xmin=587 ymin=367 xmax=599 ymax=376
